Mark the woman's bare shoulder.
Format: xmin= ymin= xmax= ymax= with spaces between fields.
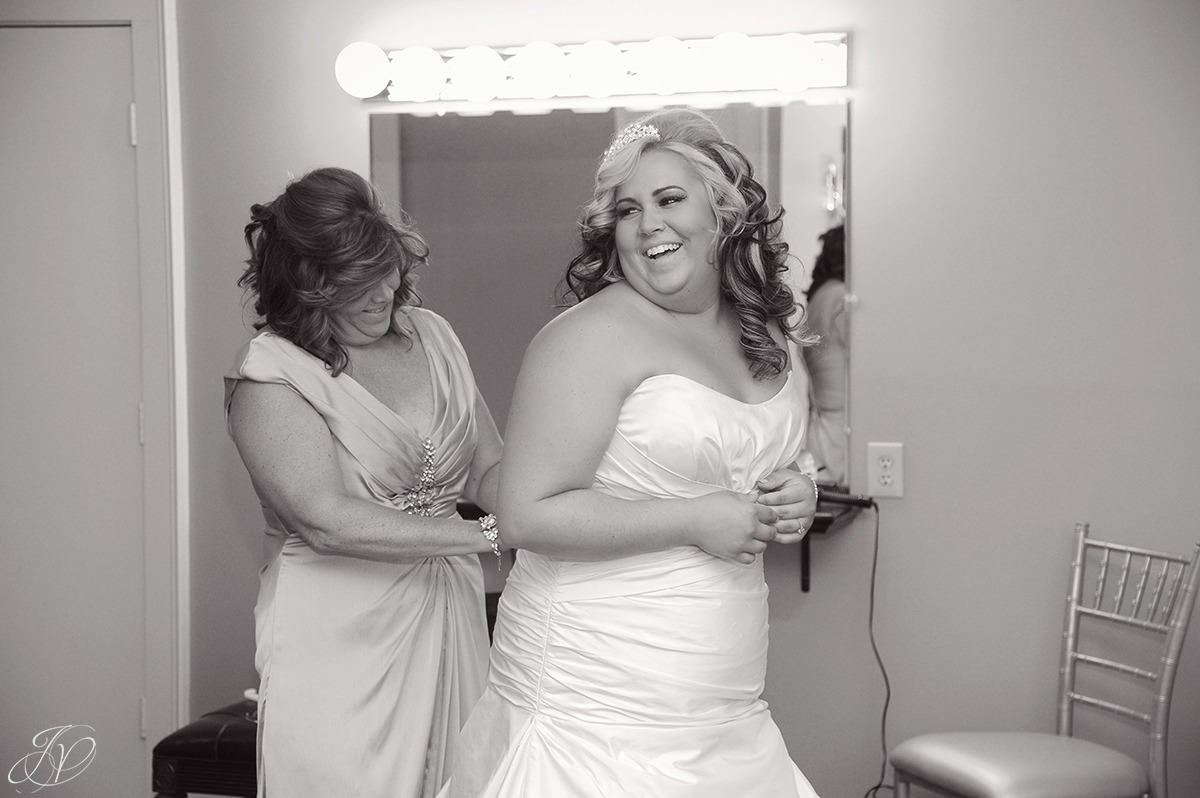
xmin=536 ymin=283 xmax=650 ymax=345
xmin=523 ymin=284 xmax=655 ymax=384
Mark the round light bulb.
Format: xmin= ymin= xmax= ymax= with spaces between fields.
xmin=711 ymin=32 xmax=757 ymax=91
xmin=772 ymin=33 xmax=819 ymax=94
xmin=508 ymin=41 xmax=566 ymax=100
xmin=629 ymin=36 xmax=688 ymax=96
xmin=566 ymin=40 xmax=624 ymax=99
xmin=809 ymin=41 xmax=848 ymax=87
xmin=334 ymin=42 xmax=391 ymax=99
xmin=389 ymin=46 xmax=446 ymax=102
xmin=445 ymin=45 xmax=505 ymax=103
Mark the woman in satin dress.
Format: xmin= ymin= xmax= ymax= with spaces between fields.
xmin=225 ymin=167 xmax=505 ymax=797
xmin=802 ymin=224 xmax=848 ymax=486
xmin=445 ymin=109 xmax=824 ymax=797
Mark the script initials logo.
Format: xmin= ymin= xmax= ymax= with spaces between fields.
xmin=7 ymin=725 xmax=97 ymax=793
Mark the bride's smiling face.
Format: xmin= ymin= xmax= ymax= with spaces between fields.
xmin=613 ymin=150 xmax=720 ymax=312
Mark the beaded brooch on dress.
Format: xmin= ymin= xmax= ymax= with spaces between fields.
xmin=400 ymin=437 xmax=437 ymax=517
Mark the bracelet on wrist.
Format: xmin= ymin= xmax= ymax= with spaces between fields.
xmin=478 ymin=513 xmax=502 ymax=570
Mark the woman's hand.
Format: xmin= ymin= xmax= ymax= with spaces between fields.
xmin=687 ymin=491 xmax=784 ymax=565
xmin=753 ymin=468 xmax=819 ymax=545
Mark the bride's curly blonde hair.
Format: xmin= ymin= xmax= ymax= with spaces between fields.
xmin=564 ymin=108 xmax=814 ymax=379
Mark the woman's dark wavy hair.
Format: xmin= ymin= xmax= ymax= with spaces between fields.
xmin=564 ymin=107 xmax=814 ymax=380
xmin=805 ymin=223 xmax=845 ymax=301
xmin=239 ymin=167 xmax=428 ymax=376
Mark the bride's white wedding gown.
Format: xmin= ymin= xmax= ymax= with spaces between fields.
xmin=445 ymin=371 xmax=822 ymax=797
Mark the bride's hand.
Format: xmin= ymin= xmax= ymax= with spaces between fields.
xmin=754 ymin=468 xmax=819 ymax=545
xmin=687 ymin=492 xmax=781 ymax=565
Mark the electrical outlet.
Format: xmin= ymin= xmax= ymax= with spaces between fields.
xmin=867 ymin=442 xmax=904 ymax=498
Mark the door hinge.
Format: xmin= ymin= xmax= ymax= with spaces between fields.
xmin=129 ymin=103 xmax=137 ymax=147
xmin=140 ymin=696 xmax=147 ymax=740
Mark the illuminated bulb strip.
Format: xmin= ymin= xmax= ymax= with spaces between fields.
xmin=336 ymin=33 xmax=848 ymax=113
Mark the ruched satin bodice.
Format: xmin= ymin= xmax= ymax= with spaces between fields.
xmin=489 ymin=548 xmax=772 ymax=729
xmin=595 ymin=371 xmax=806 ymax=499
xmin=446 ymin=371 xmax=821 ymax=798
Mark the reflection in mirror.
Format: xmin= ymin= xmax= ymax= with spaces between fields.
xmin=370 ymin=101 xmax=848 ymax=484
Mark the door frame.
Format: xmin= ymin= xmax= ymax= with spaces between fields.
xmin=1 ymin=0 xmax=188 ymax=767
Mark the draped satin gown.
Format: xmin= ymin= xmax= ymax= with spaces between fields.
xmin=224 ymin=307 xmax=490 ymax=798
xmin=445 ymin=371 xmax=821 ymax=798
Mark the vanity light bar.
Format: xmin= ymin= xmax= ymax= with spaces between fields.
xmin=335 ymin=32 xmax=848 ymax=115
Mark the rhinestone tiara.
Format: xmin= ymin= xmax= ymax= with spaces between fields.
xmin=600 ymin=123 xmax=660 ymax=165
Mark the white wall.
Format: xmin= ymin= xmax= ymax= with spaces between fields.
xmin=179 ymin=2 xmax=1200 ymax=796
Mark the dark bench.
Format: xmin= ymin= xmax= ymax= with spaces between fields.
xmin=152 ymin=699 xmax=257 ymax=798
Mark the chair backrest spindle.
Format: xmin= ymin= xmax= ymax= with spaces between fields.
xmin=1147 ymin=563 xmax=1169 ymax=623
xmin=1159 ymin=564 xmax=1183 ymax=626
xmin=1112 ymin=551 xmax=1133 ymax=615
xmin=1092 ymin=547 xmax=1110 ymax=610
xmin=1130 ymin=558 xmax=1150 ymax=619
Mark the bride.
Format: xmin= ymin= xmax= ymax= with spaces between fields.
xmin=445 ymin=108 xmax=823 ymax=798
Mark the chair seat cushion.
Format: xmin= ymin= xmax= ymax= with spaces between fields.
xmin=890 ymin=732 xmax=1147 ymax=798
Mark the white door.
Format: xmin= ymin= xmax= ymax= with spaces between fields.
xmin=1 ymin=24 xmax=150 ymax=796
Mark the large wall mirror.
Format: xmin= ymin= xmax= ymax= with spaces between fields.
xmin=369 ymin=100 xmax=849 ymax=488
